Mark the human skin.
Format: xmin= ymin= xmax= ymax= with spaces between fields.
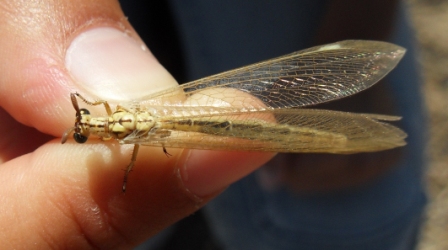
xmin=0 ymin=1 xmax=274 ymax=248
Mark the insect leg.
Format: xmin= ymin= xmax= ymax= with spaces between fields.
xmin=122 ymin=144 xmax=140 ymax=193
xmin=162 ymin=146 xmax=171 ymax=157
xmin=73 ymin=92 xmax=113 ymax=116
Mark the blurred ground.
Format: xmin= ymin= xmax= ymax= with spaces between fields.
xmin=407 ymin=1 xmax=448 ymax=249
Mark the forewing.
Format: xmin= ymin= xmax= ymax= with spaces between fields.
xmin=138 ymin=40 xmax=405 ymax=110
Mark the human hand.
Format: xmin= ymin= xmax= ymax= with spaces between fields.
xmin=0 ymin=1 xmax=274 ymax=248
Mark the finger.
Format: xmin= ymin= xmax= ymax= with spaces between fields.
xmin=0 ymin=0 xmax=178 ymax=137
xmin=0 ymin=107 xmax=54 ymax=163
xmin=0 ymin=139 xmax=273 ymax=248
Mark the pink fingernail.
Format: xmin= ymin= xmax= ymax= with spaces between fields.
xmin=65 ymin=27 xmax=176 ymax=101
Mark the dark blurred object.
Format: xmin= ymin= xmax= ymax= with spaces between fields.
xmin=120 ymin=1 xmax=187 ymax=83
xmin=155 ymin=212 xmax=221 ymax=250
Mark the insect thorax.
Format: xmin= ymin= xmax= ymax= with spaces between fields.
xmin=89 ymin=109 xmax=156 ymax=140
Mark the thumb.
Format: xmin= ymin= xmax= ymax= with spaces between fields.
xmin=0 ymin=1 xmax=178 ymax=134
xmin=65 ymin=27 xmax=178 ymax=102
xmin=0 ymin=0 xmax=275 ymax=248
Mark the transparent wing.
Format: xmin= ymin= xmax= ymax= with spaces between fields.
xmin=138 ymin=40 xmax=405 ymax=110
xmin=121 ymin=109 xmax=407 ymax=154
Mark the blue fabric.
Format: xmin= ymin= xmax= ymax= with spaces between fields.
xmin=168 ymin=0 xmax=326 ymax=79
xmin=167 ymin=1 xmax=427 ymax=250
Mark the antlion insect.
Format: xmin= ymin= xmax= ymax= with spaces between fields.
xmin=61 ymin=40 xmax=407 ymax=192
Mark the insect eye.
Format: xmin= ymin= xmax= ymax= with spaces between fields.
xmin=74 ymin=133 xmax=88 ymax=143
xmin=80 ymin=108 xmax=90 ymax=115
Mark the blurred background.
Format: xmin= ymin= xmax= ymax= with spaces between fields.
xmin=409 ymin=1 xmax=448 ymax=249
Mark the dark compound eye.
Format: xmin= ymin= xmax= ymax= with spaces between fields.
xmin=74 ymin=133 xmax=88 ymax=143
xmin=80 ymin=108 xmax=90 ymax=115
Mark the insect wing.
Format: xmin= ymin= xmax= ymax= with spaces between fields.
xmin=138 ymin=40 xmax=405 ymax=111
xmin=121 ymin=109 xmax=406 ymax=154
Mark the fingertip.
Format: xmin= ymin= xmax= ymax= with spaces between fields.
xmin=65 ymin=27 xmax=178 ymax=103
xmin=176 ymin=149 xmax=275 ymax=198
